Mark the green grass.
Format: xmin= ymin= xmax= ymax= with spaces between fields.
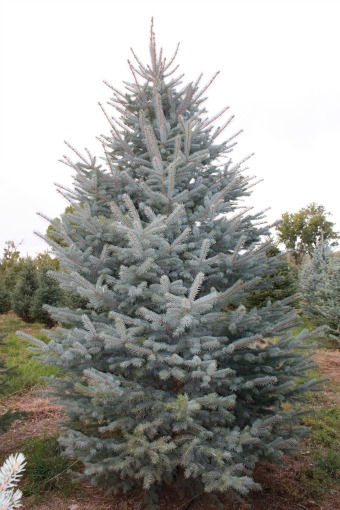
xmin=300 ymin=390 xmax=340 ymax=500
xmin=291 ymin=314 xmax=312 ymax=336
xmin=0 ymin=312 xmax=42 ymax=336
xmin=301 ymin=447 xmax=340 ymax=500
xmin=303 ymin=408 xmax=340 ymax=449
xmin=0 ymin=315 xmax=75 ymax=501
xmin=292 ymin=313 xmax=339 ymax=349
xmin=0 ymin=312 xmax=59 ymax=396
xmin=287 ymin=315 xmax=340 ymax=500
xmin=21 ymin=435 xmax=79 ymax=497
xmin=313 ymin=448 xmax=340 ymax=478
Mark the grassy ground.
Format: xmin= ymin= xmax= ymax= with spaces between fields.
xmin=0 ymin=311 xmax=339 ymax=509
xmin=0 ymin=313 xmax=58 ymax=396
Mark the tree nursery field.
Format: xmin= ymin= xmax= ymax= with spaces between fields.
xmin=1 ymin=21 xmax=339 ymax=510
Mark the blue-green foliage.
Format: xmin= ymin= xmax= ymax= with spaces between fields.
xmin=300 ymin=244 xmax=340 ymax=340
xmin=22 ymin=25 xmax=319 ymax=506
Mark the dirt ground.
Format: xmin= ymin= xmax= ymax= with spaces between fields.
xmin=1 ymin=348 xmax=339 ymax=510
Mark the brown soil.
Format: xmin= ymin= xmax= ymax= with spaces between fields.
xmin=0 ymin=348 xmax=339 ymax=510
xmin=313 ymin=348 xmax=340 ymax=406
xmin=0 ymin=392 xmax=64 ymax=459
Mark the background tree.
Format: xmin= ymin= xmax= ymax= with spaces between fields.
xmin=1 ymin=241 xmax=21 ymax=267
xmin=46 ymin=206 xmax=75 ymax=248
xmin=0 ymin=242 xmax=24 ymax=313
xmin=0 ymin=240 xmax=86 ymax=321
xmin=11 ymin=259 xmax=38 ymax=323
xmin=30 ymin=266 xmax=64 ymax=327
xmin=0 ymin=335 xmax=25 ymax=433
xmin=0 ymin=279 xmax=11 ymax=314
xmin=29 ymin=253 xmax=64 ymax=326
xmin=34 ymin=251 xmax=60 ymax=271
xmin=21 ymin=25 xmax=319 ymax=507
xmin=276 ymin=203 xmax=339 ymax=265
xmin=299 ymin=243 xmax=340 ymax=341
xmin=246 ymin=245 xmax=298 ymax=309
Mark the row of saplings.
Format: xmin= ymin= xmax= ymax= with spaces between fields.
xmin=0 ymin=242 xmax=87 ymax=326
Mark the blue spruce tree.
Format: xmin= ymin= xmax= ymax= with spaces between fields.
xmin=300 ymin=243 xmax=340 ymax=342
xmin=20 ymin=22 xmax=319 ymax=507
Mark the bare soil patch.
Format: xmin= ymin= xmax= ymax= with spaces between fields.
xmin=313 ymin=348 xmax=340 ymax=405
xmin=0 ymin=392 xmax=64 ymax=459
xmin=313 ymin=348 xmax=340 ymax=383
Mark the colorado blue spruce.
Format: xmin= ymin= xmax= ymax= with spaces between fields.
xmin=20 ymin=21 xmax=319 ymax=507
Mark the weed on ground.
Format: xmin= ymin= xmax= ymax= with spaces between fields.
xmin=21 ymin=435 xmax=79 ymax=497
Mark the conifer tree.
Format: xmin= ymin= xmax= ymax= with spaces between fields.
xmin=0 ymin=279 xmax=11 ymax=314
xmin=12 ymin=259 xmax=38 ymax=323
xmin=246 ymin=245 xmax=298 ymax=309
xmin=21 ymin=23 xmax=319 ymax=506
xmin=0 ymin=335 xmax=24 ymax=433
xmin=30 ymin=266 xmax=64 ymax=327
xmin=0 ymin=242 xmax=23 ymax=314
xmin=300 ymin=244 xmax=340 ymax=341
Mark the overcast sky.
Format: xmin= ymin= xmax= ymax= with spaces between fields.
xmin=1 ymin=0 xmax=339 ymax=257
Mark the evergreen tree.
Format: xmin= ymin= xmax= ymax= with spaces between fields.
xmin=46 ymin=206 xmax=75 ymax=248
xmin=21 ymin=24 xmax=319 ymax=506
xmin=60 ymin=289 xmax=89 ymax=312
xmin=30 ymin=266 xmax=64 ymax=327
xmin=0 ymin=242 xmax=23 ymax=313
xmin=0 ymin=335 xmax=24 ymax=433
xmin=246 ymin=245 xmax=298 ymax=309
xmin=300 ymin=244 xmax=340 ymax=341
xmin=0 ymin=279 xmax=11 ymax=314
xmin=11 ymin=259 xmax=38 ymax=323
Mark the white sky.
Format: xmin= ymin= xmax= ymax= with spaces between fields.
xmin=1 ymin=0 xmax=339 ymax=257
